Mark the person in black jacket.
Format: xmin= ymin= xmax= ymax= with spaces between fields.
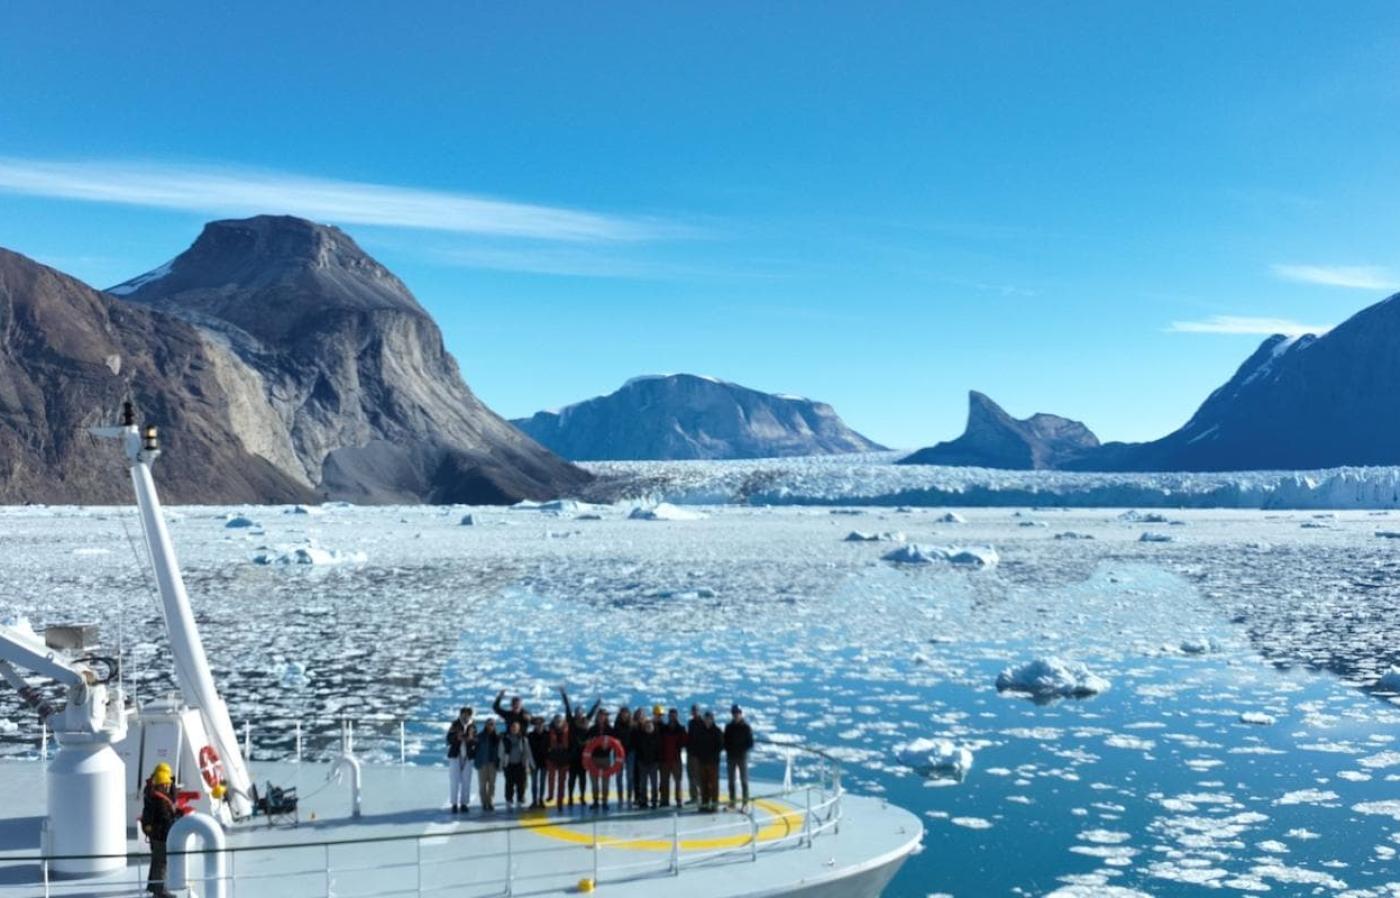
xmin=561 ymin=688 xmax=599 ymax=807
xmin=612 ymin=707 xmax=634 ymax=807
xmin=140 ymin=763 xmax=182 ymax=897
xmin=633 ymin=715 xmax=663 ymax=808
xmin=526 ymin=716 xmax=549 ymax=809
xmin=685 ymin=704 xmax=704 ymax=805
xmin=690 ymin=710 xmax=725 ymax=813
xmin=724 ymin=704 xmax=755 ymax=810
xmin=446 ymin=706 xmax=474 ymax=813
xmin=494 ymin=689 xmax=531 ymax=731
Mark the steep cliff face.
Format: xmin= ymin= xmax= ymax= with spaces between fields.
xmin=111 ymin=215 xmax=589 ymax=503
xmin=512 ymin=374 xmax=885 ymax=460
xmin=1074 ymin=294 xmax=1400 ymax=472
xmin=900 ymin=391 xmax=1099 ymax=469
xmin=0 ymin=247 xmax=314 ymax=504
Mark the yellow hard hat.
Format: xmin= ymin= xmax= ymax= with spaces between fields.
xmin=153 ymin=762 xmax=172 ymax=775
xmin=652 ymin=704 xmax=664 ymax=717
xmin=151 ymin=764 xmax=173 ymax=786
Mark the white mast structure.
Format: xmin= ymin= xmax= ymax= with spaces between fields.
xmin=92 ymin=403 xmax=254 ymax=820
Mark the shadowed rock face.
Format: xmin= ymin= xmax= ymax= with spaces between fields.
xmin=110 ymin=215 xmax=589 ymax=503
xmin=0 ymin=248 xmax=315 ymax=504
xmin=1074 ymin=293 xmax=1400 ymax=472
xmin=901 ymin=392 xmax=1099 ymax=470
xmin=512 ymin=374 xmax=886 ymax=460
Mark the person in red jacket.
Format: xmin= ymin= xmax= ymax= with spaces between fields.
xmin=545 ymin=714 xmax=571 ymax=811
xmin=658 ymin=707 xmax=688 ymax=807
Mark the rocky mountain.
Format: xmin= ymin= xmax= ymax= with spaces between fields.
xmin=0 ymin=247 xmax=315 ymax=504
xmin=512 ymin=374 xmax=885 ymax=460
xmin=900 ymin=391 xmax=1100 ymax=469
xmin=1074 ymin=294 xmax=1400 ymax=471
xmin=109 ymin=215 xmax=589 ymax=504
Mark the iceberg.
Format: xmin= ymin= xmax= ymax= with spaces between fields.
xmin=895 ymin=737 xmax=974 ymax=779
xmin=843 ymin=530 xmax=905 ymax=543
xmin=1375 ymin=668 xmax=1400 ymax=692
xmin=629 ymin=503 xmax=706 ymax=521
xmin=881 ymin=544 xmax=998 ymax=569
xmin=1138 ymin=532 xmax=1173 ymax=543
xmin=224 ymin=514 xmax=259 ymax=529
xmin=996 ymin=657 xmax=1110 ymax=698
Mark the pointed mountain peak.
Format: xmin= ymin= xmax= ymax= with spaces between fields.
xmin=902 ymin=391 xmax=1098 ymax=470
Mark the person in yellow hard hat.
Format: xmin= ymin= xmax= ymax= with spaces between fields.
xmin=139 ymin=762 xmax=182 ymax=897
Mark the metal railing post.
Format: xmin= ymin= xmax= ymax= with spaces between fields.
xmin=670 ymin=810 xmax=680 ymax=875
xmin=591 ymin=817 xmax=600 ymax=885
xmin=415 ymin=836 xmax=423 ymax=898
xmin=295 ymin=720 xmax=303 ymax=763
xmin=833 ymin=768 xmax=842 ymax=835
xmin=324 ymin=842 xmax=331 ymax=898
xmin=243 ymin=720 xmax=252 ymax=759
xmin=400 ymin=719 xmax=407 ymax=766
xmin=803 ymin=787 xmax=813 ymax=848
xmin=41 ymin=859 xmax=49 ymax=898
xmin=40 ymin=721 xmax=48 ymax=761
xmin=750 ymin=812 xmax=759 ymax=862
xmin=505 ymin=826 xmax=514 ymax=898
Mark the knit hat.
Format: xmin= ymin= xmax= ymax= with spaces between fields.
xmin=731 ymin=704 xmax=742 ymax=716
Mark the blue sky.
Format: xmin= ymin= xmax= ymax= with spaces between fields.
xmin=1 ymin=3 xmax=1398 ymax=448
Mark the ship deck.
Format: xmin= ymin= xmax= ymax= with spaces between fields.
xmin=0 ymin=759 xmax=922 ymax=897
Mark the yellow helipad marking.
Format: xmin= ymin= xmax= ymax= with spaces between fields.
xmin=520 ymin=799 xmax=800 ymax=852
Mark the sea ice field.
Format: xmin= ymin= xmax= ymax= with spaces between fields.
xmin=3 ymin=480 xmax=1400 ymax=896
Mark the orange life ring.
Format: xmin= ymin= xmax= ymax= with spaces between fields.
xmin=198 ymin=745 xmax=225 ymax=788
xmin=582 ymin=735 xmax=625 ymax=777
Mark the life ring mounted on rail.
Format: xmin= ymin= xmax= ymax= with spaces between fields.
xmin=582 ymin=736 xmax=625 ymax=777
xmin=198 ymin=745 xmax=225 ymax=789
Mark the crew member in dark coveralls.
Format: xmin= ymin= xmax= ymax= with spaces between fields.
xmin=140 ymin=762 xmax=182 ymax=898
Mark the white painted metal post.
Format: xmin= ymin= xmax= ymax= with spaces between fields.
xmin=505 ymin=826 xmax=514 ymax=898
xmin=41 ymin=859 xmax=49 ymax=898
xmin=400 ymin=720 xmax=407 ymax=766
xmin=324 ymin=843 xmax=332 ymax=898
xmin=295 ymin=720 xmax=303 ymax=762
xmin=415 ymin=837 xmax=423 ymax=898
xmin=40 ymin=721 xmax=47 ymax=761
xmin=750 ymin=812 xmax=758 ymax=861
xmin=592 ymin=818 xmax=599 ymax=884
xmin=804 ymin=787 xmax=813 ymax=848
xmin=243 ymin=720 xmax=251 ymax=759
xmin=670 ymin=811 xmax=680 ymax=875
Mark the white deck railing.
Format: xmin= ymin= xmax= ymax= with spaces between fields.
xmin=3 ymin=736 xmax=844 ymax=898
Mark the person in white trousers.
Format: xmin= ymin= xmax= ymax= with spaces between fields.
xmin=446 ymin=707 xmax=476 ymax=813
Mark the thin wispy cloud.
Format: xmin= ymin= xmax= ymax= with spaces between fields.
xmin=1167 ymin=315 xmax=1330 ymax=336
xmin=0 ymin=157 xmax=677 ymax=242
xmin=1272 ymin=263 xmax=1399 ymax=291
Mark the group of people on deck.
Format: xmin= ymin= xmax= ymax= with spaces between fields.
xmin=446 ymin=688 xmax=755 ymax=816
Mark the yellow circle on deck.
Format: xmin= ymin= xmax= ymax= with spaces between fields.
xmin=522 ymin=799 xmax=801 ymax=852
xmin=578 ymin=878 xmax=595 ymax=893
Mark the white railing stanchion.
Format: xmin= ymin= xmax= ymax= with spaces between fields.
xmin=324 ymin=842 xmax=332 ymax=898
xmin=505 ymin=826 xmax=514 ymax=898
xmin=40 ymin=720 xmax=47 ymax=761
xmin=804 ymin=786 xmax=813 ymax=848
xmin=592 ymin=817 xmax=600 ymax=885
xmin=399 ymin=719 xmax=407 ymax=766
xmin=833 ymin=769 xmax=842 ymax=835
xmin=295 ymin=720 xmax=303 ymax=762
xmin=415 ymin=836 xmax=423 ymax=898
xmin=41 ymin=859 xmax=49 ymax=898
xmin=243 ymin=720 xmax=252 ymax=759
xmin=670 ymin=810 xmax=680 ymax=875
xmin=750 ymin=812 xmax=759 ymax=862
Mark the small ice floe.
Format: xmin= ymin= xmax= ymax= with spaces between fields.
xmin=881 ymin=544 xmax=998 ymax=569
xmin=996 ymin=657 xmax=1110 ymax=699
xmin=459 ymin=514 xmax=476 ymax=526
xmin=895 ymin=738 xmax=974 ymax=780
xmin=1017 ymin=520 xmax=1048 ymax=528
xmin=1054 ymin=531 xmax=1095 ymax=541
xmin=628 ymin=503 xmax=706 ymax=521
xmin=285 ymin=504 xmax=322 ymax=516
xmin=252 ymin=544 xmax=367 ymax=566
xmin=1375 ymin=668 xmax=1400 ymax=692
xmin=843 ymin=530 xmax=906 ymax=543
xmin=1300 ymin=521 xmax=1330 ymax=529
xmin=1138 ymin=532 xmax=1173 ymax=543
xmin=935 ymin=512 xmax=966 ymax=524
xmin=273 ymin=659 xmax=310 ymax=688
xmin=1178 ymin=637 xmax=1219 ymax=655
xmin=1375 ymin=530 xmax=1400 ymax=539
xmin=829 ymin=509 xmax=865 ymax=516
xmin=1239 ymin=711 xmax=1277 ymax=726
xmin=0 ymin=719 xmax=18 ymax=735
xmin=224 ymin=514 xmax=259 ymax=529
xmin=1120 ymin=510 xmax=1168 ymax=523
